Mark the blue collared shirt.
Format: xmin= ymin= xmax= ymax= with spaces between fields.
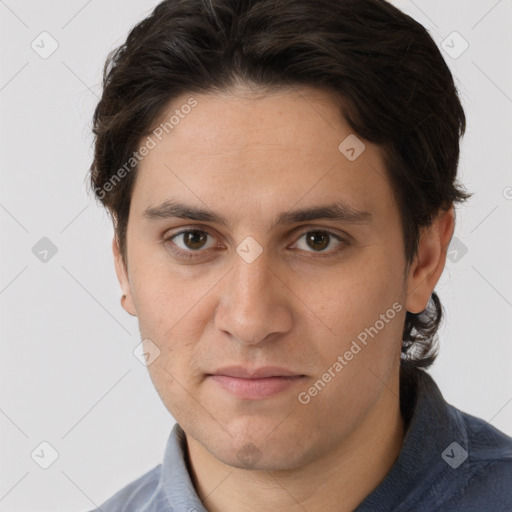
xmin=90 ymin=368 xmax=512 ymax=511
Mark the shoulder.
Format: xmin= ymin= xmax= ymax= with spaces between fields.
xmin=456 ymin=406 xmax=512 ymax=465
xmin=88 ymin=464 xmax=163 ymax=512
xmin=448 ymin=406 xmax=512 ymax=511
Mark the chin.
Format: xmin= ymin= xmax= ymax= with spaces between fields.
xmin=207 ymin=428 xmax=309 ymax=472
xmin=218 ymin=445 xmax=302 ymax=472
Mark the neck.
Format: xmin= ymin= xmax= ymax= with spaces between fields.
xmin=186 ymin=373 xmax=404 ymax=512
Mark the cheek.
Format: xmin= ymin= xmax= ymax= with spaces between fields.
xmin=312 ymin=249 xmax=404 ymax=346
xmin=129 ymin=256 xmax=206 ymax=336
xmin=145 ymin=360 xmax=193 ymax=423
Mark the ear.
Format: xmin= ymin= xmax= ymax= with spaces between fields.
xmin=405 ymin=206 xmax=455 ymax=314
xmin=113 ymin=237 xmax=137 ymax=317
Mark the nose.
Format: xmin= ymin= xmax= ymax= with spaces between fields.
xmin=214 ymin=249 xmax=293 ymax=346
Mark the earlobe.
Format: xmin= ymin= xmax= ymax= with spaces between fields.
xmin=112 ymin=237 xmax=137 ymax=317
xmin=405 ymin=206 xmax=455 ymax=314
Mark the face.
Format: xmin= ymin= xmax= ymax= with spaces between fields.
xmin=114 ymin=86 xmax=445 ymax=471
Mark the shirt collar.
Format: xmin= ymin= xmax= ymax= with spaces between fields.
xmin=355 ymin=366 xmax=470 ymax=510
xmin=161 ymin=422 xmax=209 ymax=512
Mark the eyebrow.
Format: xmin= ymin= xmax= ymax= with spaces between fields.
xmin=142 ymin=200 xmax=372 ymax=230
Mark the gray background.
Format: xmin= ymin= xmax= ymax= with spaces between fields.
xmin=0 ymin=0 xmax=511 ymax=510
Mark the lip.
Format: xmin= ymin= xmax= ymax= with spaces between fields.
xmin=207 ymin=366 xmax=306 ymax=400
xmin=210 ymin=366 xmax=303 ymax=379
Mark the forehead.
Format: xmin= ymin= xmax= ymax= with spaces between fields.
xmin=131 ymin=86 xmax=395 ymax=229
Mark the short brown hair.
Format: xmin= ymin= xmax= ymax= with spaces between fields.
xmin=88 ymin=0 xmax=472 ymax=368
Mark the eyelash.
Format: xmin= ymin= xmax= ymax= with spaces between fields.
xmin=163 ymin=227 xmax=348 ymax=260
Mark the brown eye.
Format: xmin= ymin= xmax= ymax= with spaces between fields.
xmin=167 ymin=229 xmax=217 ymax=256
xmin=292 ymin=229 xmax=346 ymax=255
xmin=182 ymin=230 xmax=208 ymax=250
xmin=305 ymin=231 xmax=330 ymax=251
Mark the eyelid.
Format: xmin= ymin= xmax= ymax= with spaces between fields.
xmin=292 ymin=225 xmax=348 ymax=241
xmin=164 ymin=227 xmax=222 ymax=253
xmin=164 ymin=225 xmax=213 ymax=239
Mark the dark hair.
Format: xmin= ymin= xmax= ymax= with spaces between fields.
xmin=88 ymin=0 xmax=471 ymax=368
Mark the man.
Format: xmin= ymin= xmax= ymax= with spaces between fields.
xmin=88 ymin=0 xmax=512 ymax=510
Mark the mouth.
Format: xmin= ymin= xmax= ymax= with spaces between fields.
xmin=206 ymin=366 xmax=306 ymax=400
